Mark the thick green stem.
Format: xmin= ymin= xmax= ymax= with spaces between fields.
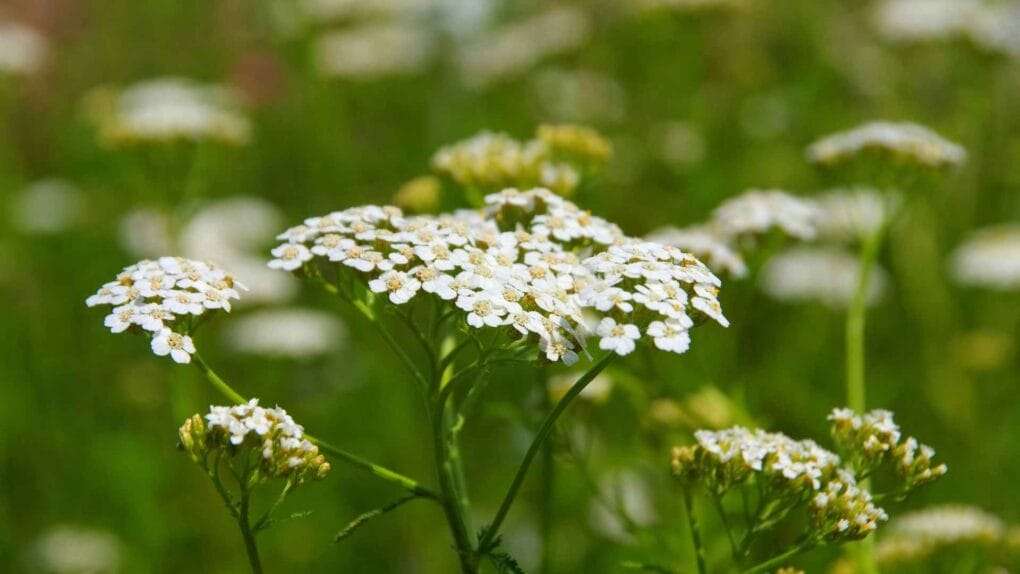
xmin=191 ymin=354 xmax=438 ymax=500
xmin=478 ymin=354 xmax=616 ymax=553
xmin=845 ymin=226 xmax=885 ymax=574
xmin=681 ymin=486 xmax=708 ymax=574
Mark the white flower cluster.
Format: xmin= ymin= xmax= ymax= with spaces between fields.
xmin=268 ymin=187 xmax=727 ymax=363
xmin=950 ymin=224 xmax=1020 ymax=291
xmin=88 ymin=77 xmax=251 ymax=146
xmin=811 ymin=470 xmax=889 ymax=542
xmin=711 ymin=189 xmax=820 ymax=242
xmin=687 ymin=427 xmax=842 ymax=492
xmin=0 ymin=21 xmax=47 ymax=75
xmin=86 ymin=257 xmax=246 ymax=364
xmin=829 ymin=408 xmax=947 ymax=490
xmin=430 ymin=126 xmax=611 ymax=197
xmin=873 ymin=0 xmax=1020 ymax=58
xmin=456 ymin=7 xmax=592 ymax=87
xmin=877 ymin=504 xmax=1006 ymax=564
xmin=760 ymin=246 xmax=888 ymax=309
xmin=315 ymin=21 xmax=435 ymax=80
xmin=180 ymin=400 xmax=330 ymax=481
xmin=807 ymin=121 xmax=966 ymax=170
xmin=813 ymin=188 xmax=897 ymax=243
xmin=647 ymin=226 xmax=749 ymax=278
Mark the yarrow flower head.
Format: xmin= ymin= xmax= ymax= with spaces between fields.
xmin=86 ymin=257 xmax=246 ymax=363
xmin=949 ymin=224 xmax=1020 ymax=291
xmin=829 ymin=407 xmax=947 ymax=493
xmin=179 ymin=400 xmax=330 ymax=483
xmin=807 ymin=121 xmax=966 ymax=171
xmin=86 ymin=77 xmax=251 ymax=146
xmin=709 ymin=189 xmax=819 ymax=242
xmin=647 ymin=225 xmax=748 ymax=278
xmin=268 ymin=187 xmax=727 ymax=364
xmin=430 ymin=125 xmax=611 ymax=199
xmin=813 ymin=188 xmax=899 ymax=244
xmin=673 ymin=409 xmax=945 ymax=547
xmin=876 ymin=504 xmax=1006 ymax=566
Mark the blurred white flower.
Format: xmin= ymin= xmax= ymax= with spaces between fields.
xmin=532 ymin=69 xmax=627 ymax=124
xmin=654 ymin=121 xmax=706 ymax=167
xmin=807 ymin=121 xmax=966 ymax=170
xmin=647 ymin=225 xmax=747 ymax=278
xmin=12 ymin=180 xmax=86 ymax=235
xmin=223 ymin=308 xmax=345 ymax=359
xmin=0 ymin=22 xmax=47 ymax=75
xmin=315 ymin=21 xmax=436 ymax=80
xmin=877 ymin=505 xmax=1005 ymax=565
xmin=457 ymin=7 xmax=592 ymax=88
xmin=813 ymin=188 xmax=898 ymax=243
xmin=874 ymin=0 xmax=1020 ymax=57
xmin=31 ymin=525 xmax=121 ymax=574
xmin=711 ymin=189 xmax=820 ymax=241
xmin=548 ymin=371 xmax=613 ymax=404
xmin=761 ymin=246 xmax=889 ymax=308
xmin=119 ymin=208 xmax=173 ymax=258
xmin=299 ymin=0 xmax=433 ymax=22
xmin=589 ymin=469 xmax=657 ymax=544
xmin=183 ymin=197 xmax=298 ymax=305
xmin=950 ymin=224 xmax=1020 ymax=290
xmin=90 ymin=77 xmax=251 ymax=146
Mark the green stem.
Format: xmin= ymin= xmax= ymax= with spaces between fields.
xmin=477 ymin=354 xmax=616 ymax=554
xmin=709 ymin=492 xmax=741 ymax=563
xmin=433 ymin=364 xmax=482 ymax=573
xmin=334 ymin=493 xmax=421 ymax=542
xmin=681 ymin=486 xmax=708 ymax=574
xmin=845 ymin=226 xmax=885 ymax=574
xmin=191 ymin=354 xmax=438 ymax=500
xmin=741 ymin=539 xmax=815 ymax=574
xmin=238 ymin=487 xmax=264 ymax=574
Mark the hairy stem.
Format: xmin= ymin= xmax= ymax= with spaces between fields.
xmin=477 ymin=354 xmax=616 ymax=553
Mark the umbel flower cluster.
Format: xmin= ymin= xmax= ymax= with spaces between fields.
xmin=268 ymin=187 xmax=727 ymax=363
xmin=875 ymin=504 xmax=1008 ymax=567
xmin=672 ymin=408 xmax=946 ymax=549
xmin=85 ymin=257 xmax=246 ymax=363
xmin=430 ymin=125 xmax=612 ymax=197
xmin=648 ymin=189 xmax=820 ymax=279
xmin=179 ymin=399 xmax=330 ymax=483
xmin=806 ymin=121 xmax=967 ymax=170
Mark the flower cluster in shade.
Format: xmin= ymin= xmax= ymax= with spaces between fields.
xmin=950 ymin=224 xmax=1020 ymax=291
xmin=85 ymin=77 xmax=251 ymax=146
xmin=829 ymin=408 xmax=947 ymax=492
xmin=179 ymin=399 xmax=330 ymax=483
xmin=875 ymin=504 xmax=1008 ymax=566
xmin=268 ymin=187 xmax=727 ymax=364
xmin=807 ymin=121 xmax=966 ymax=170
xmin=86 ymin=257 xmax=246 ymax=364
xmin=648 ymin=189 xmax=820 ymax=279
xmin=430 ymin=125 xmax=612 ymax=197
xmin=672 ymin=408 xmax=947 ymax=544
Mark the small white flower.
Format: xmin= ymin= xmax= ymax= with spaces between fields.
xmin=161 ymin=290 xmax=205 ymax=316
xmin=368 ymin=270 xmax=421 ymax=304
xmin=596 ymin=317 xmax=641 ymax=356
xmin=646 ymin=320 xmax=691 ymax=354
xmin=151 ymin=329 xmax=196 ymax=364
xmin=104 ymin=305 xmax=140 ymax=333
xmin=268 ymin=243 xmax=313 ymax=271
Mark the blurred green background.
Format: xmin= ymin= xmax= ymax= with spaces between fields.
xmin=1 ymin=0 xmax=1018 ymax=572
